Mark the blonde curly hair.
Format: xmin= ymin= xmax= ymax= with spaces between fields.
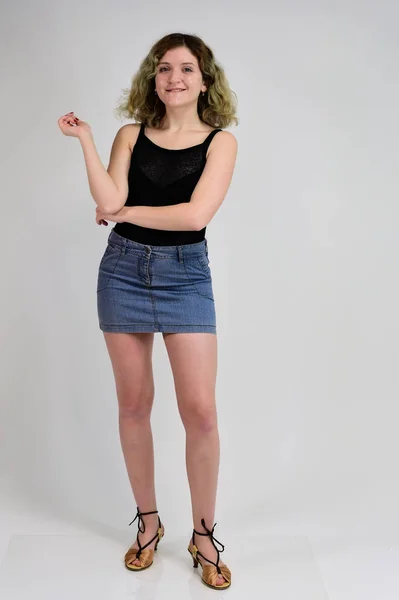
xmin=114 ymin=32 xmax=239 ymax=129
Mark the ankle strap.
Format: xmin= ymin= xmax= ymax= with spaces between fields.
xmin=193 ymin=519 xmax=225 ymax=552
xmin=128 ymin=506 xmax=159 ymax=533
xmin=192 ymin=518 xmax=225 ymax=574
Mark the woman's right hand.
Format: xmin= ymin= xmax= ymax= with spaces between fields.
xmin=57 ymin=112 xmax=92 ymax=138
xmin=95 ymin=208 xmax=109 ymax=226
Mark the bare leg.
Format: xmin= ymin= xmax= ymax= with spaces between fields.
xmin=163 ymin=332 xmax=227 ymax=586
xmin=104 ymin=332 xmax=163 ymax=566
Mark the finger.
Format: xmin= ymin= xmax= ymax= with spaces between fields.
xmin=61 ymin=113 xmax=77 ymax=121
xmin=61 ymin=115 xmax=79 ymax=126
xmin=58 ymin=113 xmax=74 ymax=122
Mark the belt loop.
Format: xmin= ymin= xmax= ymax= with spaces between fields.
xmin=121 ymin=238 xmax=126 ymax=255
xmin=178 ymin=246 xmax=183 ymax=263
xmin=205 ymin=238 xmax=208 ymax=256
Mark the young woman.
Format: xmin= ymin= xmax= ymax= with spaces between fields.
xmin=58 ymin=32 xmax=238 ymax=590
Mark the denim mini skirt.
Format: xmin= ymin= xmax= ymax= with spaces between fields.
xmin=97 ymin=229 xmax=216 ymax=334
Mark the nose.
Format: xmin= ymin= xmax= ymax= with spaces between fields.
xmin=167 ymin=69 xmax=184 ymax=84
xmin=168 ymin=78 xmax=183 ymax=86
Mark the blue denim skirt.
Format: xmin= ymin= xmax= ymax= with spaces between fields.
xmin=97 ymin=230 xmax=216 ymax=334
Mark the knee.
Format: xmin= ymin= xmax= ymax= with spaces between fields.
xmin=181 ymin=402 xmax=217 ymax=433
xmin=118 ymin=388 xmax=154 ymax=420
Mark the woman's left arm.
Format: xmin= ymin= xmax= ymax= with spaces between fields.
xmin=96 ymin=131 xmax=238 ymax=231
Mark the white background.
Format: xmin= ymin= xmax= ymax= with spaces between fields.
xmin=1 ymin=1 xmax=398 ymax=597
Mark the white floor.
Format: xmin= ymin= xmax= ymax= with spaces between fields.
xmin=1 ymin=479 xmax=398 ymax=599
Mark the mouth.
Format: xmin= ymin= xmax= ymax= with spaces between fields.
xmin=166 ymin=89 xmax=186 ymax=92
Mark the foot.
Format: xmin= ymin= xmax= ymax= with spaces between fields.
xmin=129 ymin=515 xmax=163 ymax=567
xmin=191 ymin=535 xmax=228 ymax=587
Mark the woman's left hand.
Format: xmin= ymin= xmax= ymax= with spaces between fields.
xmin=96 ymin=206 xmax=128 ymax=225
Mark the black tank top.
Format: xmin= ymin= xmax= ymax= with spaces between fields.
xmin=113 ymin=122 xmax=223 ymax=245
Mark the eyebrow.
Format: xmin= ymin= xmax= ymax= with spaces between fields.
xmin=158 ymin=62 xmax=196 ymax=66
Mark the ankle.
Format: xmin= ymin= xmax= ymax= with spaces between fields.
xmin=129 ymin=507 xmax=159 ymax=530
xmin=193 ymin=519 xmax=213 ymax=535
xmin=139 ymin=512 xmax=159 ymax=526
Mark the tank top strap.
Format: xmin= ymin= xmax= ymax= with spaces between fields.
xmin=138 ymin=122 xmax=222 ymax=154
xmin=202 ymin=128 xmax=222 ymax=150
xmin=201 ymin=128 xmax=223 ymax=158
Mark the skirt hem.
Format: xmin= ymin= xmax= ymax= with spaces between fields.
xmin=99 ymin=323 xmax=216 ymax=334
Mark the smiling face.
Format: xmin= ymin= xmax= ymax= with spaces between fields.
xmin=154 ymin=46 xmax=207 ymax=108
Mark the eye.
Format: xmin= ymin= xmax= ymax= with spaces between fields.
xmin=158 ymin=66 xmax=193 ymax=72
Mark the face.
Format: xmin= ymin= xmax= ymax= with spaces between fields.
xmin=154 ymin=46 xmax=206 ymax=107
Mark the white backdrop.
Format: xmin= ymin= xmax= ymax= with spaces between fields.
xmin=1 ymin=0 xmax=398 ymax=548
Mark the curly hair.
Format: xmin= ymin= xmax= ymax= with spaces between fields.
xmin=114 ymin=32 xmax=239 ymax=129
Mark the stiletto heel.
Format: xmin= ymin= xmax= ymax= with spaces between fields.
xmin=188 ymin=547 xmax=199 ymax=568
xmin=187 ymin=518 xmax=231 ymax=590
xmin=124 ymin=506 xmax=165 ymax=571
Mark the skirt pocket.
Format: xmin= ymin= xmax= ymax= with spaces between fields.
xmin=97 ymin=243 xmax=122 ymax=292
xmin=196 ymin=253 xmax=211 ymax=274
xmin=183 ymin=255 xmax=214 ymax=300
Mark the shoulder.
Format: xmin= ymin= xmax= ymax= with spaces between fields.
xmin=211 ymin=129 xmax=237 ymax=149
xmin=114 ymin=123 xmax=141 ymax=152
xmin=206 ymin=128 xmax=238 ymax=159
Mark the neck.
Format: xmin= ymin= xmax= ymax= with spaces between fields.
xmin=160 ymin=109 xmax=204 ymax=132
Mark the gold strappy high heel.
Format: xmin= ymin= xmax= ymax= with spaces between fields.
xmin=187 ymin=518 xmax=231 ymax=590
xmin=124 ymin=506 xmax=164 ymax=571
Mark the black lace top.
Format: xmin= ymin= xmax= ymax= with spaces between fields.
xmin=113 ymin=122 xmax=223 ymax=245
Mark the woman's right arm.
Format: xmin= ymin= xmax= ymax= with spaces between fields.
xmin=79 ymin=124 xmax=134 ymax=214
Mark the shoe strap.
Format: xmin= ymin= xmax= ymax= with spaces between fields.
xmin=128 ymin=506 xmax=159 ymax=533
xmin=134 ymin=529 xmax=161 ymax=558
xmin=192 ymin=518 xmax=225 ymax=574
xmin=128 ymin=506 xmax=162 ymax=559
